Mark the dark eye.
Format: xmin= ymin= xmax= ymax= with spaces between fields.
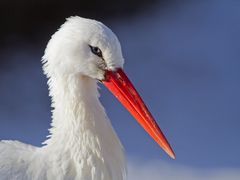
xmin=89 ymin=45 xmax=102 ymax=58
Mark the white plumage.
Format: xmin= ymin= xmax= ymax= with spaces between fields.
xmin=0 ymin=16 xmax=175 ymax=180
xmin=0 ymin=17 xmax=126 ymax=180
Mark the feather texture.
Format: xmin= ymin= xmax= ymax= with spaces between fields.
xmin=0 ymin=16 xmax=126 ymax=180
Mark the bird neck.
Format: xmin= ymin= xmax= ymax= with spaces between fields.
xmin=45 ymin=74 xmax=99 ymax=143
xmin=43 ymin=73 xmax=126 ymax=179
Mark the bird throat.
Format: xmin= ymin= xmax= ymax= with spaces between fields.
xmin=42 ymin=74 xmax=126 ymax=180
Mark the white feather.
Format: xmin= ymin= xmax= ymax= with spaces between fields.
xmin=0 ymin=16 xmax=126 ymax=180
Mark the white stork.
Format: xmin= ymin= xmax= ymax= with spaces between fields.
xmin=0 ymin=16 xmax=175 ymax=180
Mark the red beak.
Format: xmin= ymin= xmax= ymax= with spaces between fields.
xmin=102 ymin=68 xmax=175 ymax=159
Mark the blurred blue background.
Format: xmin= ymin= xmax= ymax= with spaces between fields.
xmin=0 ymin=0 xmax=239 ymax=178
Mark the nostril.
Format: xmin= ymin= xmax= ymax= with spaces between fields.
xmin=116 ymin=74 xmax=126 ymax=86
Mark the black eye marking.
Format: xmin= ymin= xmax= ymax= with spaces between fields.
xmin=89 ymin=45 xmax=103 ymax=58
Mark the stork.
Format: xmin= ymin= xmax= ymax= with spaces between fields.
xmin=0 ymin=16 xmax=175 ymax=180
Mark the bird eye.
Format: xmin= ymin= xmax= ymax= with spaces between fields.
xmin=89 ymin=45 xmax=102 ymax=58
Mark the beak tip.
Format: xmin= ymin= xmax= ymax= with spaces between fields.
xmin=165 ymin=147 xmax=176 ymax=159
xmin=169 ymin=151 xmax=176 ymax=160
xmin=161 ymin=142 xmax=176 ymax=159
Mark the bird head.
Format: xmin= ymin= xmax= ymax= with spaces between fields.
xmin=43 ymin=16 xmax=175 ymax=159
xmin=43 ymin=16 xmax=123 ymax=80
